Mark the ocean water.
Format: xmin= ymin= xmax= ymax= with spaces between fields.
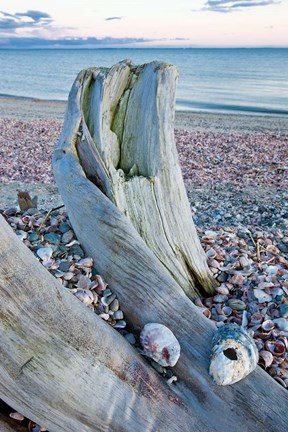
xmin=0 ymin=48 xmax=287 ymax=115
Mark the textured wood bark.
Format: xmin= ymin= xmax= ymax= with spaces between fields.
xmin=55 ymin=60 xmax=217 ymax=300
xmin=50 ymin=61 xmax=288 ymax=431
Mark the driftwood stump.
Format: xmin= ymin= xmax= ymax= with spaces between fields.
xmin=0 ymin=61 xmax=287 ymax=431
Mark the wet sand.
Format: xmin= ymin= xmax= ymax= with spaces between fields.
xmin=1 ymin=95 xmax=288 ymax=133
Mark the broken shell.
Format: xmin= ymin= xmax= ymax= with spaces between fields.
xmin=261 ymin=320 xmax=275 ymax=332
xmin=36 ymin=246 xmax=53 ymax=261
xmin=259 ymin=350 xmax=274 ymax=368
xmin=209 ymin=324 xmax=258 ymax=386
xmin=140 ymin=323 xmax=181 ymax=367
xmin=265 ymin=340 xmax=286 ymax=357
xmin=253 ymin=289 xmax=272 ymax=303
xmin=9 ymin=412 xmax=24 ymax=421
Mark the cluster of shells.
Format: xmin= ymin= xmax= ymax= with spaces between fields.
xmin=2 ymin=206 xmax=130 ymax=333
xmin=197 ymin=227 xmax=288 ymax=388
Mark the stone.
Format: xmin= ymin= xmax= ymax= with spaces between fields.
xmin=62 ymin=230 xmax=74 ymax=244
xmin=227 ymin=299 xmax=246 ymax=311
xmin=217 ymin=272 xmax=228 ymax=283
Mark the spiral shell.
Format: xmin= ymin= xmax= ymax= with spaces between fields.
xmin=209 ymin=324 xmax=258 ymax=385
xmin=140 ymin=323 xmax=181 ymax=367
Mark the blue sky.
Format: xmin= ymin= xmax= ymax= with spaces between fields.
xmin=0 ymin=0 xmax=287 ymax=48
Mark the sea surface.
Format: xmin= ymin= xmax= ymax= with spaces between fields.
xmin=0 ymin=48 xmax=287 ymax=115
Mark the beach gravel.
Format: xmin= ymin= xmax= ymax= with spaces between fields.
xmin=0 ymin=104 xmax=287 ymax=407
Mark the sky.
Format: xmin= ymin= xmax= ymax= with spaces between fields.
xmin=0 ymin=0 xmax=287 ymax=48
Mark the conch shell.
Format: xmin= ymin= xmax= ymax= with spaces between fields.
xmin=209 ymin=324 xmax=258 ymax=385
xmin=140 ymin=323 xmax=181 ymax=367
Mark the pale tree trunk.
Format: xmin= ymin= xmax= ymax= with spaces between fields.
xmin=0 ymin=61 xmax=287 ymax=432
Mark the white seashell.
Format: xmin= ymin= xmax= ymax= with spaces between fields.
xmin=36 ymin=246 xmax=53 ymax=261
xmin=140 ymin=323 xmax=180 ymax=367
xmin=9 ymin=412 xmax=24 ymax=421
xmin=253 ymin=289 xmax=272 ymax=303
xmin=209 ymin=324 xmax=258 ymax=386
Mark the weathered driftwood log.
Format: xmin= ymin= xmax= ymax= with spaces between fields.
xmin=0 ymin=216 xmax=199 ymax=432
xmin=51 ymin=60 xmax=288 ymax=431
xmin=54 ymin=60 xmax=217 ymax=301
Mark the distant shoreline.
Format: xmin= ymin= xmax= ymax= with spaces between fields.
xmin=0 ymin=94 xmax=288 ymax=133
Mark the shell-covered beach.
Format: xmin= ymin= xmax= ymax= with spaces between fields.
xmin=0 ymin=95 xmax=288 ymax=429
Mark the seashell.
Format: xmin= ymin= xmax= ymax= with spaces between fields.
xmin=63 ymin=271 xmax=75 ymax=281
xmin=9 ymin=412 xmax=24 ymax=421
xmin=196 ymin=306 xmax=211 ymax=318
xmin=265 ymin=265 xmax=279 ymax=276
xmin=273 ymin=318 xmax=288 ymax=332
xmin=253 ymin=289 xmax=272 ymax=303
xmin=261 ymin=320 xmax=274 ymax=332
xmin=266 ymin=245 xmax=280 ymax=255
xmin=75 ymin=257 xmax=93 ymax=268
xmin=250 ymin=313 xmax=264 ymax=325
xmin=257 ymin=282 xmax=274 ymax=290
xmin=229 ymin=273 xmax=246 ymax=286
xmin=213 ymin=294 xmax=228 ymax=303
xmin=271 ymin=288 xmax=284 ymax=298
xmin=215 ymin=284 xmax=229 ymax=295
xmin=209 ymin=324 xmax=258 ymax=386
xmin=206 ymin=248 xmax=217 ymax=258
xmin=265 ymin=340 xmax=286 ymax=357
xmin=239 ymin=256 xmax=250 ymax=268
xmin=222 ymin=306 xmax=233 ymax=317
xmin=77 ymin=275 xmax=91 ymax=290
xmin=28 ymin=422 xmax=47 ymax=432
xmin=259 ymin=350 xmax=274 ymax=368
xmin=94 ymin=274 xmax=107 ymax=292
xmin=140 ymin=323 xmax=181 ymax=367
xmin=74 ymin=289 xmax=94 ymax=306
xmin=36 ymin=246 xmax=53 ymax=261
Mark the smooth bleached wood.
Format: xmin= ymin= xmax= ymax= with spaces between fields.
xmin=52 ymin=61 xmax=288 ymax=431
xmin=63 ymin=60 xmax=217 ymax=300
xmin=0 ymin=216 xmax=201 ymax=432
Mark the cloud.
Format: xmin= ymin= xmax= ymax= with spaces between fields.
xmin=0 ymin=36 xmax=155 ymax=48
xmin=203 ymin=0 xmax=279 ymax=12
xmin=105 ymin=16 xmax=122 ymax=21
xmin=0 ymin=10 xmax=52 ymax=31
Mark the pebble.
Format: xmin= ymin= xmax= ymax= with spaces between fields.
xmin=110 ymin=298 xmax=119 ymax=312
xmin=114 ymin=310 xmax=124 ymax=320
xmin=114 ymin=320 xmax=126 ymax=329
xmin=124 ymin=333 xmax=136 ymax=345
xmin=227 ymin=299 xmax=246 ymax=311
xmin=62 ymin=230 xmax=74 ymax=244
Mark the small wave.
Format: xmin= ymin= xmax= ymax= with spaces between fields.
xmin=176 ymin=99 xmax=288 ymax=116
